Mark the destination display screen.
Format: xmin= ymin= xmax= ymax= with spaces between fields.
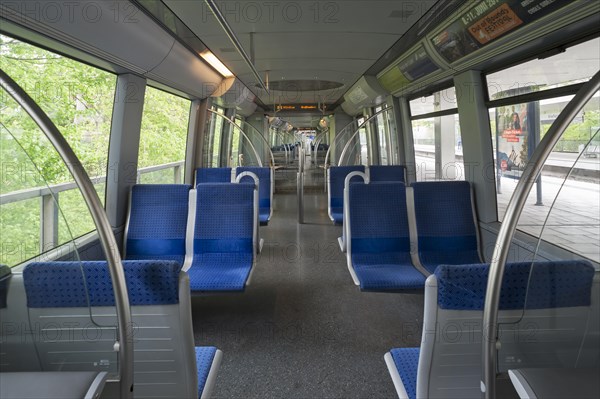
xmin=275 ymin=104 xmax=323 ymax=112
xmin=432 ymin=0 xmax=568 ymax=63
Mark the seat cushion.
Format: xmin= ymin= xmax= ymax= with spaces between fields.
xmin=419 ymin=250 xmax=481 ymax=274
xmin=352 ymin=253 xmax=426 ymax=291
xmin=390 ymin=347 xmax=419 ymax=399
xmin=188 ymin=253 xmax=253 ymax=292
xmin=195 ymin=346 xmax=217 ymax=398
xmin=125 ymin=254 xmax=185 ymax=268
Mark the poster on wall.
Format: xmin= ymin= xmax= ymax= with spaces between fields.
xmin=495 ymin=103 xmax=530 ymax=173
xmin=432 ymin=0 xmax=568 ymax=63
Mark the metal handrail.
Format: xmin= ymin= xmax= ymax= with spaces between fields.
xmin=338 ymin=107 xmax=392 ymax=166
xmin=323 ymin=118 xmax=358 ymax=168
xmin=481 ymin=69 xmax=600 ymax=399
xmin=270 ymin=128 xmax=297 ymax=164
xmin=0 ymin=161 xmax=184 ymax=206
xmin=271 ymin=130 xmax=290 ymax=164
xmin=312 ymin=130 xmax=328 ymax=165
xmin=1 ymin=69 xmax=134 ymax=398
xmin=207 ymin=109 xmax=270 ymax=167
xmin=235 ymin=117 xmax=276 ymax=166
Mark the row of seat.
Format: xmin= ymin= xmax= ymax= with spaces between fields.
xmin=385 ymin=260 xmax=598 ymax=399
xmin=1 ymin=260 xmax=221 ymax=398
xmin=124 ymin=179 xmax=258 ymax=292
xmin=328 ymin=165 xmax=407 ymax=224
xmin=196 ymin=167 xmax=273 ymax=225
xmin=343 ymin=178 xmax=481 ymax=291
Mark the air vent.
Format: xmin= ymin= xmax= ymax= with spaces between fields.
xmin=388 ymin=10 xmax=414 ymax=19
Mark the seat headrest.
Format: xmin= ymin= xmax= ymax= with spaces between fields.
xmin=23 ymin=260 xmax=182 ymax=308
xmin=435 ymin=261 xmax=595 ymax=310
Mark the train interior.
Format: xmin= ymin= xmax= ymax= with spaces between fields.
xmin=1 ymin=1 xmax=599 ymax=398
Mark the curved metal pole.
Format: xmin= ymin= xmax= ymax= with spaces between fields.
xmin=207 ymin=109 xmax=264 ymax=167
xmin=274 ymin=128 xmax=297 ymax=164
xmin=209 ymin=109 xmax=274 ymax=166
xmin=323 ymin=119 xmax=360 ymax=192
xmin=312 ymin=130 xmax=328 ymax=165
xmin=0 ymin=69 xmax=134 ymax=398
xmin=324 ymin=118 xmax=358 ymax=167
xmin=338 ymin=107 xmax=392 ymax=166
xmin=270 ymin=128 xmax=290 ymax=164
xmin=236 ymin=117 xmax=276 ymax=166
xmin=272 ymin=126 xmax=297 ymax=164
xmin=481 ymin=70 xmax=600 ymax=399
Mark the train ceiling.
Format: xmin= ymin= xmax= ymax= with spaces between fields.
xmin=163 ymin=0 xmax=439 ymax=107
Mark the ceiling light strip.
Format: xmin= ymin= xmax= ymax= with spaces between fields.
xmin=204 ymin=0 xmax=269 ymax=94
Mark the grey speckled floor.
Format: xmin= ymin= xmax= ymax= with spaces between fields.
xmin=191 ymin=185 xmax=424 ymax=398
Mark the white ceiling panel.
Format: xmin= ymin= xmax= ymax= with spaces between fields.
xmin=164 ymin=0 xmax=439 ymax=106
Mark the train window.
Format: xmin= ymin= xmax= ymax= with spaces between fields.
xmin=230 ymin=117 xmax=242 ymax=167
xmin=409 ymin=87 xmax=457 ymax=117
xmin=487 ymin=37 xmax=600 ymax=100
xmin=1 ymin=35 xmax=116 ymax=264
xmin=412 ymin=115 xmax=464 ymax=181
xmin=206 ymin=106 xmax=225 ymax=167
xmin=1 ymin=91 xmax=106 ymax=266
xmin=138 ymin=86 xmax=190 ymax=183
xmin=357 ymin=117 xmax=369 ymax=166
xmin=410 ymin=87 xmax=463 ymax=181
xmin=490 ymin=93 xmax=600 ymax=262
xmin=374 ymin=106 xmax=390 ymax=165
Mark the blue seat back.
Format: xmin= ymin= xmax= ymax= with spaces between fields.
xmin=237 ymin=167 xmax=271 ymax=210
xmin=20 ymin=260 xmax=207 ymax=398
xmin=435 ymin=261 xmax=595 ymax=311
xmin=349 ymin=182 xmax=410 ymax=254
xmin=125 ymin=184 xmax=191 ymax=264
xmin=411 ymin=181 xmax=479 ymax=268
xmin=329 ymin=165 xmax=365 ymax=209
xmin=413 ymin=260 xmax=597 ymax=398
xmin=368 ymin=165 xmax=406 ymax=182
xmin=196 ymin=167 xmax=232 ymax=183
xmin=194 ymin=183 xmax=255 ymax=255
xmin=23 ymin=260 xmax=181 ymax=307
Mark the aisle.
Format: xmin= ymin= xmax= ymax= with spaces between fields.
xmin=191 ymin=187 xmax=424 ymax=398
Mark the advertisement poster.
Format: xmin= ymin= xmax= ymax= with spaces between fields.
xmin=496 ymin=103 xmax=529 ymax=172
xmin=432 ymin=0 xmax=567 ymax=63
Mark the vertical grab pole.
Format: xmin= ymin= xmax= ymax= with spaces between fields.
xmin=481 ymin=70 xmax=600 ymax=399
xmin=297 ymin=142 xmax=304 ymax=224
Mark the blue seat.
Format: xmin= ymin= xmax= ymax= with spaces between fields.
xmin=196 ymin=167 xmax=233 ymax=183
xmin=22 ymin=260 xmax=222 ymax=398
xmin=385 ymin=260 xmax=596 ymax=399
xmin=188 ymin=183 xmax=255 ymax=291
xmin=368 ymin=165 xmax=406 ymax=182
xmin=347 ymin=182 xmax=426 ymax=291
xmin=236 ymin=166 xmax=272 ymax=225
xmin=388 ymin=348 xmax=419 ymax=399
xmin=124 ymin=184 xmax=192 ymax=267
xmin=328 ymin=165 xmax=365 ymax=224
xmin=410 ymin=181 xmax=482 ymax=274
xmin=196 ymin=346 xmax=218 ymax=398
